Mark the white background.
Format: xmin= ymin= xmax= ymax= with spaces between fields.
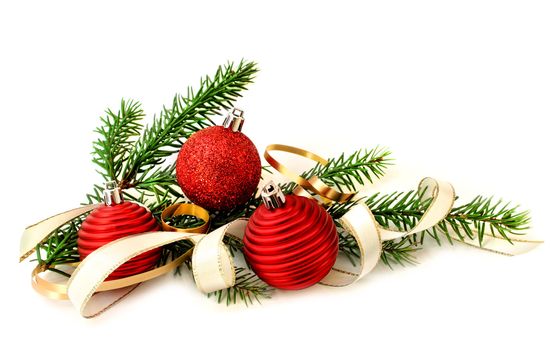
xmin=1 ymin=1 xmax=557 ymax=349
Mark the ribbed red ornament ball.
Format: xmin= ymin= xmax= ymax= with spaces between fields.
xmin=243 ymin=182 xmax=338 ymax=290
xmin=77 ymin=182 xmax=161 ymax=280
xmin=176 ymin=108 xmax=261 ymax=212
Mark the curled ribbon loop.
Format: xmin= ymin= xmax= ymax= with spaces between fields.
xmin=264 ymin=144 xmax=356 ymax=203
xmin=161 ymin=203 xmax=210 ymax=233
xmin=320 ymin=203 xmax=382 ymax=286
xmin=378 ymin=177 xmax=455 ymax=242
xmin=191 ymin=219 xmax=246 ymax=293
xmin=320 ymin=178 xmax=454 ymax=287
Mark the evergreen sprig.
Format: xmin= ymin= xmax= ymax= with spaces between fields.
xmin=448 ymin=196 xmax=530 ymax=245
xmin=336 ymin=190 xmax=531 ymax=267
xmin=366 ymin=191 xmax=530 ymax=246
xmin=380 ymin=239 xmax=420 ymax=267
xmin=207 ymin=267 xmax=273 ymax=306
xmin=92 ymin=99 xmax=144 ymax=181
xmin=319 ymin=147 xmax=392 ymax=191
xmin=281 ymin=147 xmax=392 ymax=194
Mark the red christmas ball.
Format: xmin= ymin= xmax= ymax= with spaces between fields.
xmin=78 ymin=184 xmax=160 ymax=280
xmin=176 ymin=109 xmax=261 ymax=211
xmin=243 ymin=183 xmax=338 ymax=290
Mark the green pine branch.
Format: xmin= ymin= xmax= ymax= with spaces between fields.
xmin=336 ymin=190 xmax=531 ymax=267
xmin=281 ymin=147 xmax=392 ymax=194
xmin=367 ymin=191 xmax=530 ymax=245
xmin=319 ymin=147 xmax=393 ymax=191
xmin=207 ymin=267 xmax=273 ymax=306
xmin=447 ymin=196 xmax=530 ymax=245
xmin=92 ymin=99 xmax=144 ymax=181
xmin=380 ymin=239 xmax=420 ymax=267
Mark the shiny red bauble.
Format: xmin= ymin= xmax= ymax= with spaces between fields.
xmin=243 ymin=195 xmax=339 ymax=290
xmin=176 ymin=125 xmax=261 ymax=211
xmin=77 ymin=201 xmax=160 ymax=280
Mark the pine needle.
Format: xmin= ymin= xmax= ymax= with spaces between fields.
xmin=207 ymin=267 xmax=273 ymax=306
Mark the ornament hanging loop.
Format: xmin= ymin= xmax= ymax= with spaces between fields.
xmin=261 ymin=181 xmax=286 ymax=209
xmin=103 ymin=181 xmax=123 ymax=206
xmin=223 ymin=107 xmax=245 ymax=132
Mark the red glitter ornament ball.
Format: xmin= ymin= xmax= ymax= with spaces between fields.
xmin=243 ymin=182 xmax=339 ymax=290
xmin=77 ymin=182 xmax=161 ymax=280
xmin=176 ymin=109 xmax=261 ymax=211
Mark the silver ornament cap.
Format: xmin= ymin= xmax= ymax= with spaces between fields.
xmin=103 ymin=181 xmax=123 ymax=206
xmin=223 ymin=108 xmax=245 ymax=132
xmin=261 ymin=181 xmax=286 ymax=209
